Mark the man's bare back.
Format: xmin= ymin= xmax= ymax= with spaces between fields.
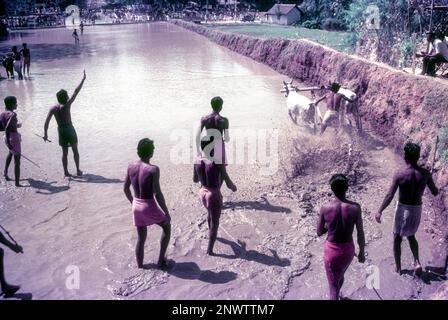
xmin=318 ymin=199 xmax=364 ymax=244
xmin=127 ymin=161 xmax=158 ymax=200
xmin=326 ymin=92 xmax=344 ymax=112
xmin=394 ymin=166 xmax=438 ymax=206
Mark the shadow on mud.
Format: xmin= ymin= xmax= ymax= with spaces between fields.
xmin=143 ymin=260 xmax=237 ymax=284
xmin=401 ymin=266 xmax=447 ymax=284
xmin=69 ymin=173 xmax=123 ymax=184
xmin=214 ymin=238 xmax=291 ymax=267
xmin=27 ymin=178 xmax=70 ymax=194
xmin=223 ymin=197 xmax=291 ymax=214
xmin=1 ymin=292 xmax=33 ymax=300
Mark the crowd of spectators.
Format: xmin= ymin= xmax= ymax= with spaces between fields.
xmin=0 ymin=3 xmax=260 ymax=32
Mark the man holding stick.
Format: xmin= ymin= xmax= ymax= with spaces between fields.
xmin=43 ymin=71 xmax=86 ymax=177
xmin=1 ymin=96 xmax=22 ymax=187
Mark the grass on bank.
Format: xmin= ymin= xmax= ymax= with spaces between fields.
xmin=206 ymin=23 xmax=354 ymax=53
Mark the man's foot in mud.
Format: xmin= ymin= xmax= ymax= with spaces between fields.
xmin=64 ymin=172 xmax=72 ymax=178
xmin=15 ymin=182 xmax=22 ymax=187
xmin=414 ymin=263 xmax=423 ymax=277
xmin=2 ymin=284 xmax=20 ymax=298
xmin=3 ymin=174 xmax=12 ymax=181
xmin=157 ymin=259 xmax=173 ymax=271
xmin=396 ymin=267 xmax=402 ymax=275
xmin=137 ymin=263 xmax=143 ymax=269
xmin=207 ymin=250 xmax=216 ymax=256
xmin=76 ymin=170 xmax=83 ymax=177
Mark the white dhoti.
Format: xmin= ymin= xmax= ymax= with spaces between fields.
xmin=393 ymin=202 xmax=422 ymax=237
xmin=322 ymin=110 xmax=339 ymax=126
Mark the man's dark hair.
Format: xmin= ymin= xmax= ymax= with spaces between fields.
xmin=427 ymin=32 xmax=436 ymax=41
xmin=4 ymin=96 xmax=17 ymax=111
xmin=330 ymin=82 xmax=341 ymax=93
xmin=404 ymin=142 xmax=420 ymax=165
xmin=211 ymin=96 xmax=223 ymax=112
xmin=11 ymin=45 xmax=17 ymax=52
xmin=137 ymin=138 xmax=155 ymax=159
xmin=330 ymin=174 xmax=348 ymax=197
xmin=56 ymin=89 xmax=68 ymax=104
xmin=22 ymin=43 xmax=27 ymax=47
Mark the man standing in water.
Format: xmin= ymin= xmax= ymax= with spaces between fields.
xmin=72 ymin=29 xmax=79 ymax=45
xmin=317 ymin=174 xmax=365 ymax=300
xmin=124 ymin=138 xmax=171 ymax=269
xmin=1 ymin=96 xmax=22 ymax=187
xmin=376 ymin=142 xmax=439 ymax=275
xmin=196 ymin=96 xmax=229 ymax=165
xmin=0 ymin=229 xmax=23 ymax=298
xmin=20 ymin=43 xmax=31 ymax=78
xmin=194 ymin=138 xmax=237 ymax=255
xmin=43 ymin=70 xmax=86 ymax=177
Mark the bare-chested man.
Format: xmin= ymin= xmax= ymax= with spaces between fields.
xmin=0 ymin=229 xmax=23 ymax=298
xmin=320 ymin=82 xmax=354 ymax=135
xmin=124 ymin=138 xmax=171 ymax=269
xmin=43 ymin=71 xmax=86 ymax=177
xmin=194 ymin=138 xmax=237 ymax=255
xmin=196 ymin=96 xmax=229 ymax=165
xmin=317 ymin=174 xmax=365 ymax=300
xmin=376 ymin=142 xmax=439 ymax=275
xmin=1 ymin=96 xmax=22 ymax=187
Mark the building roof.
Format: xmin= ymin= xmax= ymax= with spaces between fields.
xmin=266 ymin=4 xmax=301 ymax=16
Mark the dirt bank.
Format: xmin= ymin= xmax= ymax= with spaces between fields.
xmin=172 ymin=19 xmax=448 ymax=268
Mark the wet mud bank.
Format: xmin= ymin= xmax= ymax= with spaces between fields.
xmin=172 ymin=20 xmax=448 ymax=261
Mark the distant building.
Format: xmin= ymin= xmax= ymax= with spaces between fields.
xmin=265 ymin=4 xmax=303 ymax=26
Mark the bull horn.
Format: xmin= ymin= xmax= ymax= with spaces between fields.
xmin=289 ymin=80 xmax=293 ymax=84
xmin=283 ymin=81 xmax=287 ymax=86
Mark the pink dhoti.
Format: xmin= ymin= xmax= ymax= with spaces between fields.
xmin=4 ymin=132 xmax=21 ymax=156
xmin=199 ymin=186 xmax=223 ymax=211
xmin=324 ymin=240 xmax=355 ymax=286
xmin=132 ymin=198 xmax=170 ymax=227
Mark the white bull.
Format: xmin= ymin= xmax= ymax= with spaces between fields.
xmin=282 ymin=81 xmax=317 ymax=127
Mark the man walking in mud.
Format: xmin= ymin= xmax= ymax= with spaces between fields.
xmin=196 ymin=96 xmax=229 ymax=165
xmin=123 ymin=138 xmax=171 ymax=269
xmin=43 ymin=70 xmax=86 ymax=177
xmin=317 ymin=174 xmax=365 ymax=300
xmin=194 ymin=137 xmax=237 ymax=256
xmin=376 ymin=142 xmax=439 ymax=276
xmin=319 ymin=82 xmax=354 ymax=135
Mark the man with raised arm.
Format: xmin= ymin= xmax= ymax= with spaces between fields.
xmin=317 ymin=174 xmax=365 ymax=300
xmin=376 ymin=142 xmax=439 ymax=276
xmin=43 ymin=71 xmax=86 ymax=177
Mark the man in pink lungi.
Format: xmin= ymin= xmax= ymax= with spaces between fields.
xmin=124 ymin=138 xmax=171 ymax=269
xmin=1 ymin=96 xmax=22 ymax=187
xmin=194 ymin=137 xmax=237 ymax=256
xmin=317 ymin=174 xmax=365 ymax=300
xmin=376 ymin=142 xmax=439 ymax=276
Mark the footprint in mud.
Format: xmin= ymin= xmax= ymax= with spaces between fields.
xmin=110 ymin=269 xmax=169 ymax=297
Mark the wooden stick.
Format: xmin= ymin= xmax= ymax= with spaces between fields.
xmin=431 ymin=135 xmax=439 ymax=174
xmin=412 ymin=33 xmax=417 ymax=74
xmin=0 ymin=224 xmax=18 ymax=246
